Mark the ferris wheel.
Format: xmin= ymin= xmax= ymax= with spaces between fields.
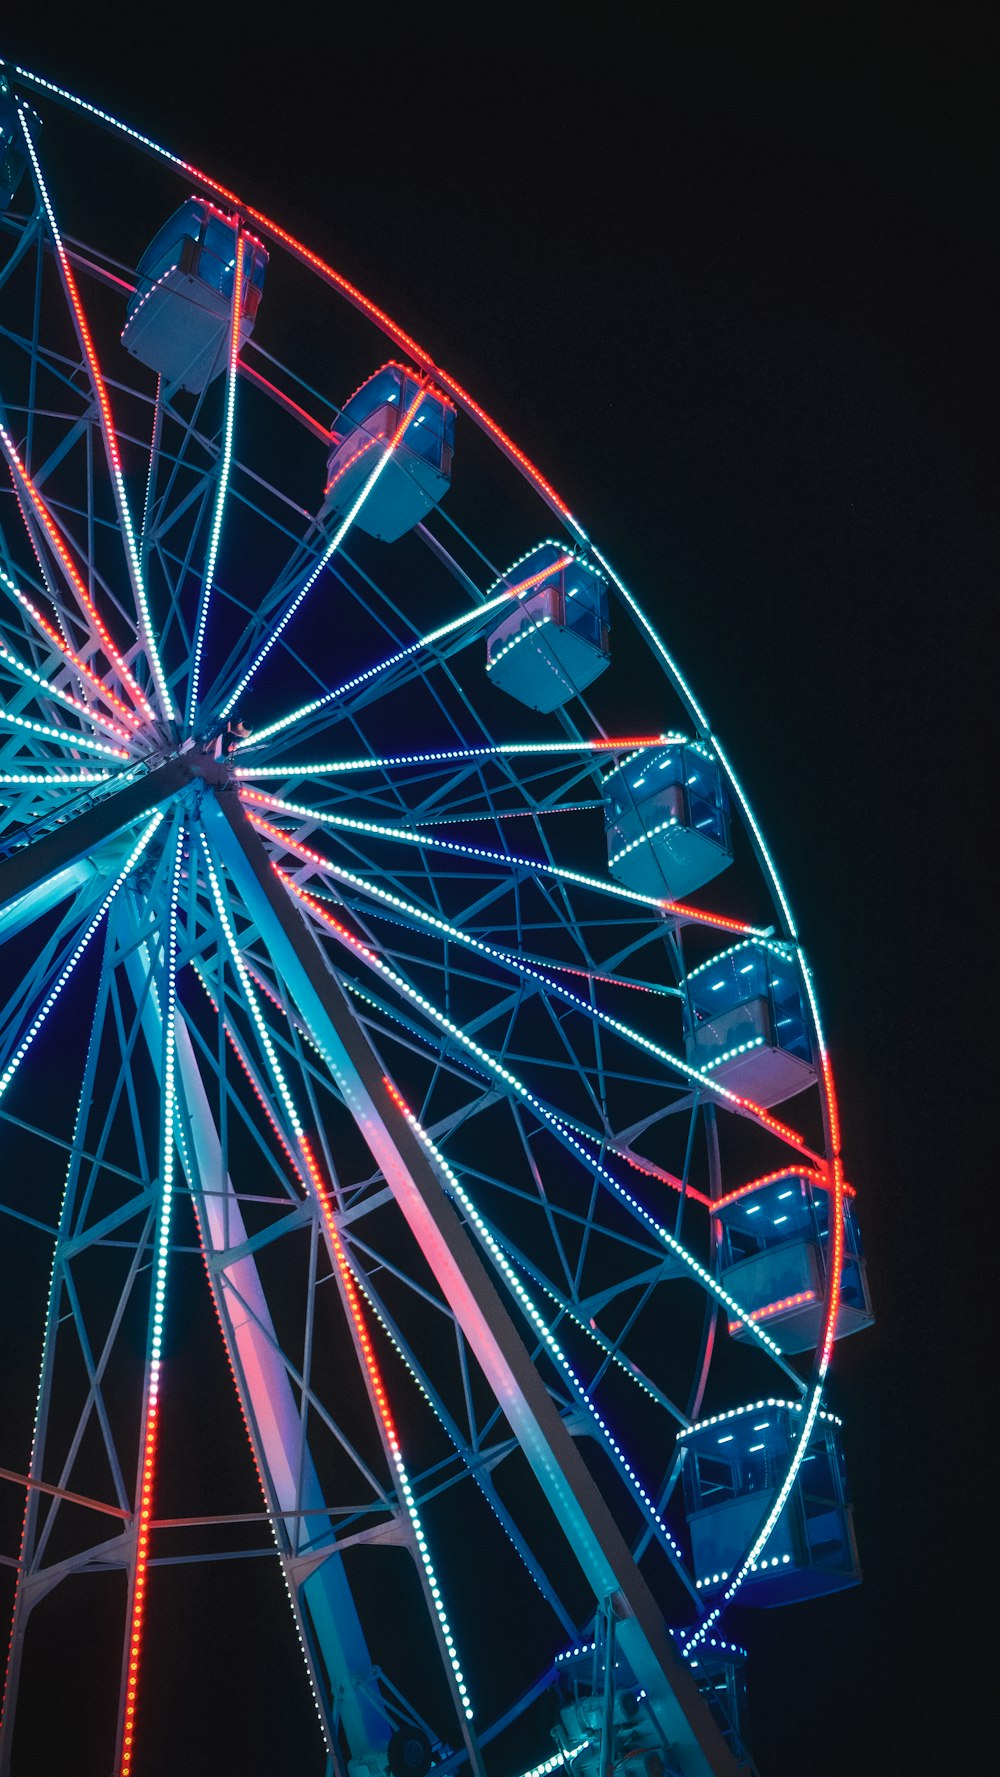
xmin=0 ymin=62 xmax=872 ymax=1777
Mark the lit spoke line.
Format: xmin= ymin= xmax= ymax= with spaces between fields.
xmin=381 ymin=1078 xmax=691 ymax=1572
xmin=0 ymin=637 xmax=135 ymax=743
xmin=0 ymin=423 xmax=154 ymax=721
xmin=300 ymin=1136 xmax=476 ymax=1723
xmin=187 ymin=230 xmax=245 ymax=729
xmin=233 ymin=552 xmax=575 ymax=748
xmin=348 ymin=1270 xmax=577 ymax=1632
xmin=218 ymin=387 xmax=428 ymax=722
xmin=0 ymin=705 xmax=129 ymax=760
xmin=120 ymin=820 xmax=183 ymax=1777
xmin=275 ymin=871 xmax=792 ymax=1357
xmin=0 ymin=770 xmax=112 ymax=787
xmin=243 ymin=788 xmax=770 ymax=939
xmin=0 ymin=566 xmax=145 ymax=733
xmin=248 ymin=817 xmax=810 ymax=1157
xmin=236 ymin=735 xmax=674 ymax=778
xmin=198 ymin=837 xmax=475 ymax=1720
xmin=17 ymin=110 xmax=174 ymax=724
xmin=0 ymin=814 xmax=163 ymax=1106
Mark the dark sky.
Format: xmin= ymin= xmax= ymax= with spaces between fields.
xmin=0 ymin=13 xmax=990 ymax=1776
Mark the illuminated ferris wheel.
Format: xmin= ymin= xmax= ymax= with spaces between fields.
xmin=0 ymin=61 xmax=872 ymax=1777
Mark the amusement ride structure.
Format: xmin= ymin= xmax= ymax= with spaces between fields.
xmin=0 ymin=61 xmax=872 ymax=1777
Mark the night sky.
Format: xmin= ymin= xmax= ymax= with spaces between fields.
xmin=0 ymin=14 xmax=988 ymax=1777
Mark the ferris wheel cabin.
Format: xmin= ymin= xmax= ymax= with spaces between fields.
xmin=682 ymin=940 xmax=815 ymax=1105
xmin=323 ymin=364 xmax=454 ymax=541
xmin=602 ymin=743 xmax=732 ymax=899
xmin=680 ymin=1401 xmax=861 ymax=1606
xmin=120 ymin=199 xmax=268 ymax=393
xmin=551 ymin=1634 xmax=752 ymax=1774
xmin=0 ymin=85 xmax=40 ymax=208
xmin=716 ymin=1171 xmax=874 ymax=1353
xmin=485 ymin=543 xmax=611 ymax=712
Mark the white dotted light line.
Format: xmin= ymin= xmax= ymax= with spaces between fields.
xmin=267 ymin=845 xmax=788 ymax=1211
xmin=199 ymin=838 xmax=304 ymax=1142
xmin=245 ymin=790 xmax=673 ymax=913
xmin=0 ymin=638 xmax=132 ymax=742
xmin=485 ymin=612 xmax=554 ymax=670
xmin=0 ymin=771 xmax=112 ymax=786
xmin=516 ymin=1743 xmax=591 ymax=1777
xmin=684 ymin=936 xmax=793 ymax=982
xmin=607 ymin=812 xmax=680 ymax=868
xmin=16 ymin=110 xmax=175 ymax=724
xmin=237 ymin=551 xmax=574 ymax=748
xmin=0 ymin=702 xmax=129 ymax=759
xmin=0 ymin=813 xmax=164 ymax=1104
xmin=187 ymin=231 xmax=244 ymax=729
xmin=236 ymin=738 xmax=675 ymax=778
xmin=389 ymin=1099 xmax=687 ymax=1565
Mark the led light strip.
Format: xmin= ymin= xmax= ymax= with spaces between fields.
xmin=0 ymin=770 xmax=112 ymax=786
xmin=120 ymin=821 xmax=183 ymax=1776
xmin=726 ymin=1291 xmax=818 ymax=1335
xmin=15 ymin=113 xmax=173 ymax=723
xmin=0 ymin=421 xmax=154 ymax=721
xmin=298 ymin=1136 xmax=475 ymax=1722
xmin=187 ymin=228 xmax=245 ymax=728
xmin=323 ymin=425 xmax=387 ymax=495
xmin=0 ymin=814 xmax=163 ymax=1104
xmin=236 ymin=736 xmax=672 ymax=777
xmin=607 ymin=811 xmax=680 ymax=868
xmin=218 ymin=388 xmax=427 ymax=720
xmin=517 ymin=1742 xmax=591 ymax=1777
xmin=0 ymin=703 xmax=128 ymax=759
xmin=242 ymin=789 xmax=767 ymax=937
xmin=485 ymin=611 xmax=554 ymax=669
xmin=381 ymin=1080 xmax=688 ymax=1565
xmin=199 ymin=838 xmax=474 ymax=1720
xmin=675 ymin=1398 xmax=840 ymax=1439
xmin=0 ymin=637 xmax=133 ymax=742
xmin=0 ymin=566 xmax=143 ymax=731
xmin=277 ymin=871 xmax=788 ymax=1357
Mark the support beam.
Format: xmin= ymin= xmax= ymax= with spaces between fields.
xmin=0 ymin=753 xmax=198 ymax=926
xmin=203 ymin=788 xmax=738 ymax=1777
